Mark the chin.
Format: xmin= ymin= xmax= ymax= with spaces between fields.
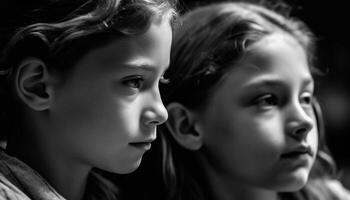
xmin=276 ymin=170 xmax=310 ymax=192
xmin=279 ymin=180 xmax=307 ymax=192
xmin=102 ymin=157 xmax=143 ymax=174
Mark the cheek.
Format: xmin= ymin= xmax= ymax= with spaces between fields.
xmin=307 ymin=126 xmax=318 ymax=153
xmin=230 ymin=115 xmax=287 ymax=168
xmin=112 ymin=102 xmax=142 ymax=133
xmin=308 ymin=112 xmax=319 ymax=155
xmin=53 ymin=88 xmax=141 ymax=136
xmin=200 ymin=108 xmax=234 ymax=150
xmin=87 ymin=97 xmax=143 ymax=137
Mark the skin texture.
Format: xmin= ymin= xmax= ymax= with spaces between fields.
xmin=193 ymin=33 xmax=318 ymax=200
xmin=48 ymin=19 xmax=171 ymax=174
xmin=8 ymin=18 xmax=172 ymax=200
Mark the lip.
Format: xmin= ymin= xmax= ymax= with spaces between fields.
xmin=129 ymin=142 xmax=152 ymax=150
xmin=281 ymin=145 xmax=313 ymax=159
xmin=129 ymin=139 xmax=155 ymax=151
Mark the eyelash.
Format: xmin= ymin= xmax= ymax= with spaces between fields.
xmin=255 ymin=94 xmax=278 ymax=108
xmin=121 ymin=74 xmax=170 ymax=91
xmin=122 ymin=75 xmax=144 ymax=89
xmin=254 ymin=93 xmax=314 ymax=108
xmin=159 ymin=75 xmax=170 ymax=84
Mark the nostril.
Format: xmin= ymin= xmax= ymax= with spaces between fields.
xmin=292 ymin=127 xmax=308 ymax=141
xmin=295 ymin=127 xmax=306 ymax=135
xmin=143 ymin=109 xmax=167 ymax=126
xmin=149 ymin=120 xmax=160 ymax=126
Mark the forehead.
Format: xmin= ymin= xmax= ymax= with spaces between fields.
xmin=71 ymin=18 xmax=172 ymax=70
xmin=218 ymin=33 xmax=313 ymax=90
xmin=235 ymin=33 xmax=311 ymax=76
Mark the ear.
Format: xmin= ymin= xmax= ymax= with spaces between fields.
xmin=14 ymin=58 xmax=54 ymax=111
xmin=165 ymin=102 xmax=203 ymax=150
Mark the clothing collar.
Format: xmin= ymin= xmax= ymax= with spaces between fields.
xmin=0 ymin=149 xmax=65 ymax=200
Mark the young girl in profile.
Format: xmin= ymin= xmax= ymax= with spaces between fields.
xmin=122 ymin=1 xmax=350 ymax=200
xmin=0 ymin=0 xmax=176 ymax=199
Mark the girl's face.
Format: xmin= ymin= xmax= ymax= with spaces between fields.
xmin=47 ymin=19 xmax=171 ymax=173
xmin=196 ymin=33 xmax=318 ymax=191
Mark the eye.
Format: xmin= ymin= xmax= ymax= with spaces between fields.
xmin=122 ymin=75 xmax=144 ymax=89
xmin=254 ymin=94 xmax=278 ymax=108
xmin=300 ymin=92 xmax=313 ymax=106
xmin=159 ymin=75 xmax=170 ymax=84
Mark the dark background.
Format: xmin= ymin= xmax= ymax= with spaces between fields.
xmin=180 ymin=0 xmax=350 ymax=187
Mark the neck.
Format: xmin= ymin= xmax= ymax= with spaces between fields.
xmin=7 ymin=131 xmax=91 ymax=200
xmin=197 ymin=154 xmax=278 ymax=200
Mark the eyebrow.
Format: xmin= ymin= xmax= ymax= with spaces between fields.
xmin=123 ymin=63 xmax=156 ymax=72
xmin=242 ymin=77 xmax=314 ymax=90
xmin=122 ymin=60 xmax=169 ymax=73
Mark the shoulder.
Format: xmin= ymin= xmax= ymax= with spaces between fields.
xmin=0 ymin=150 xmax=30 ymax=199
xmin=325 ymin=179 xmax=350 ymax=200
xmin=306 ymin=178 xmax=350 ymax=200
xmin=0 ymin=173 xmax=30 ymax=200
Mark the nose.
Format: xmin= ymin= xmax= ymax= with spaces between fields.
xmin=142 ymin=90 xmax=168 ymax=126
xmin=286 ymin=101 xmax=314 ymax=141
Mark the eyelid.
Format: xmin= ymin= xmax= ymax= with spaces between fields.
xmin=300 ymin=91 xmax=313 ymax=97
xmin=254 ymin=93 xmax=278 ymax=107
xmin=122 ymin=75 xmax=143 ymax=81
xmin=300 ymin=92 xmax=313 ymax=104
xmin=255 ymin=93 xmax=273 ymax=101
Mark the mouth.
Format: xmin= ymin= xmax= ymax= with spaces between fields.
xmin=129 ymin=141 xmax=153 ymax=151
xmin=281 ymin=146 xmax=313 ymax=159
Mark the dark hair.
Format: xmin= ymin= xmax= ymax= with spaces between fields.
xmin=137 ymin=2 xmax=337 ymax=200
xmin=0 ymin=0 xmax=177 ymax=199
